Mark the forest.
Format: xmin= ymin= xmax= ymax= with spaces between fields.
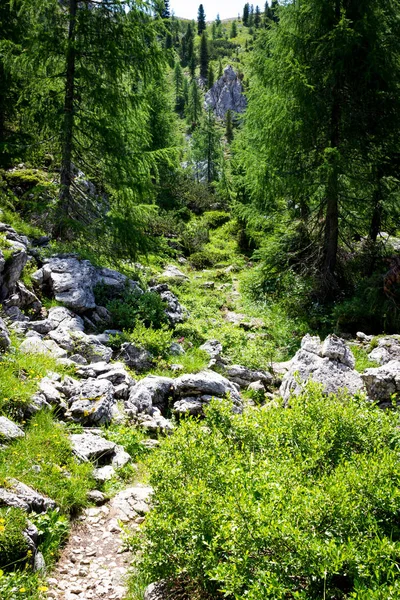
xmin=0 ymin=0 xmax=400 ymax=599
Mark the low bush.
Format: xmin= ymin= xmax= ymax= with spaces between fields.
xmin=133 ymin=385 xmax=400 ymax=599
xmin=111 ymin=324 xmax=173 ymax=359
xmin=202 ymin=211 xmax=230 ymax=230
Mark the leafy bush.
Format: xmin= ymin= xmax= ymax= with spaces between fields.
xmin=189 ymin=250 xmax=215 ymax=269
xmin=134 ymin=385 xmax=400 ymax=599
xmin=103 ymin=425 xmax=147 ymax=461
xmin=0 ymin=507 xmax=28 ymax=571
xmin=180 ymin=221 xmax=210 ymax=256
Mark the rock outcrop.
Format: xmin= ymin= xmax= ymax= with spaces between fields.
xmin=361 ymin=361 xmax=400 ymax=406
xmin=205 ymin=65 xmax=247 ymax=118
xmin=369 ymin=336 xmax=400 ymax=365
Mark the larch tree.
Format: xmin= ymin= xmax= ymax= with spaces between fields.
xmin=238 ymin=0 xmax=400 ymax=294
xmin=199 ymin=31 xmax=209 ymax=81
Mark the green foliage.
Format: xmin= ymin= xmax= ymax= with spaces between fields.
xmin=202 ymin=211 xmax=230 ymax=230
xmin=0 ymin=411 xmax=94 ymax=514
xmin=351 ymin=345 xmax=379 ymax=373
xmin=112 ymin=323 xmax=173 ymax=359
xmin=0 ymin=508 xmax=28 ymax=571
xmin=134 ymin=386 xmax=400 ymax=599
xmin=31 ymin=509 xmax=69 ymax=567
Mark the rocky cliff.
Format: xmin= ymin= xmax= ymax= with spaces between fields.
xmin=204 ymin=65 xmax=247 ymax=119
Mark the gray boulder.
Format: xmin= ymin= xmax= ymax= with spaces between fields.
xmin=280 ymin=334 xmax=365 ymax=402
xmin=119 ymin=343 xmax=154 ymax=372
xmin=150 ymin=284 xmax=186 ymax=326
xmin=174 ymin=370 xmax=242 ymax=414
xmin=0 ymin=479 xmax=56 ymax=513
xmin=361 ymin=360 xmax=400 ymax=405
xmin=0 ymin=317 xmax=11 ymax=351
xmin=160 ymin=265 xmax=188 ymax=280
xmin=369 ymin=336 xmax=400 ymax=365
xmin=226 ymin=365 xmax=273 ymax=389
xmin=144 ymin=582 xmax=169 ymax=600
xmin=0 ymin=248 xmax=28 ymax=301
xmin=0 ymin=416 xmax=24 ymax=441
xmin=67 ymin=379 xmax=116 ymax=425
xmin=127 ymin=376 xmax=174 ymax=416
xmin=19 ymin=337 xmax=67 ymax=359
xmin=204 ymin=65 xmax=247 ymax=118
xmin=32 ymin=256 xmax=143 ymax=313
xmin=70 ymin=432 xmax=116 ymax=462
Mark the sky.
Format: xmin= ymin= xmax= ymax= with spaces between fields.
xmin=170 ymin=0 xmax=245 ymax=21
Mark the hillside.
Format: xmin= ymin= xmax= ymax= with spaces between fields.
xmin=1 ymin=1 xmax=400 ymax=600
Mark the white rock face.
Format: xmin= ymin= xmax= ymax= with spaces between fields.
xmin=70 ymin=432 xmax=116 ymax=462
xmin=174 ymin=370 xmax=243 ymax=414
xmin=280 ymin=334 xmax=365 ymax=402
xmin=369 ymin=336 xmax=400 ymax=365
xmin=205 ymin=65 xmax=247 ymax=118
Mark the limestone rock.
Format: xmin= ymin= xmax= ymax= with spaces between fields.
xmin=280 ymin=335 xmax=365 ymax=402
xmin=0 ymin=479 xmax=56 ymax=513
xmin=161 ymin=265 xmax=188 ymax=280
xmin=226 ymin=365 xmax=273 ymax=389
xmin=70 ymin=432 xmax=116 ymax=462
xmin=0 ymin=416 xmax=24 ymax=441
xmin=150 ymin=284 xmax=186 ymax=325
xmin=361 ymin=360 xmax=400 ymax=405
xmin=174 ymin=370 xmax=242 ymax=414
xmin=369 ymin=336 xmax=400 ymax=365
xmin=144 ymin=581 xmax=169 ymax=600
xmin=204 ymin=65 xmax=247 ymax=118
xmin=94 ymin=465 xmax=116 ymax=482
xmin=127 ymin=376 xmax=174 ymax=416
xmin=19 ymin=336 xmax=67 ymax=358
xmin=68 ymin=379 xmax=116 ymax=425
xmin=119 ymin=343 xmax=154 ymax=372
xmin=0 ymin=248 xmax=28 ymax=301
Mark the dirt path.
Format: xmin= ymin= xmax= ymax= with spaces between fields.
xmin=46 ymin=486 xmax=152 ymax=600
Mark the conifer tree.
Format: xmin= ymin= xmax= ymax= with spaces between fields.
xmin=254 ymin=6 xmax=261 ymax=28
xmin=174 ymin=62 xmax=185 ymax=113
xmin=161 ymin=0 xmax=170 ymax=19
xmin=249 ymin=4 xmax=255 ymax=27
xmin=243 ymin=3 xmax=250 ymax=26
xmin=218 ymin=60 xmax=223 ymax=79
xmin=181 ymin=22 xmax=195 ymax=67
xmin=230 ymin=21 xmax=238 ymax=39
xmin=197 ymin=4 xmax=206 ymax=36
xmin=199 ymin=32 xmax=209 ymax=81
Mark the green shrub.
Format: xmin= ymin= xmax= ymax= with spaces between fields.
xmin=133 ymin=385 xmax=400 ymax=599
xmin=202 ymin=211 xmax=230 ymax=230
xmin=189 ymin=250 xmax=215 ymax=269
xmin=111 ymin=324 xmax=173 ymax=359
xmin=351 ymin=345 xmax=379 ymax=373
xmin=99 ymin=286 xmax=168 ymax=331
xmin=0 ymin=507 xmax=28 ymax=571
xmin=103 ymin=425 xmax=147 ymax=461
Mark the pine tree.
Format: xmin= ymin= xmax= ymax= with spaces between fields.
xmin=197 ymin=4 xmax=206 ymax=36
xmin=199 ymin=32 xmax=209 ymax=82
xmin=226 ymin=109 xmax=234 ymax=144
xmin=161 ymin=0 xmax=170 ymax=19
xmin=243 ymin=3 xmax=250 ymax=26
xmin=181 ymin=22 xmax=195 ymax=67
xmin=249 ymin=4 xmax=255 ymax=27
xmin=230 ymin=21 xmax=238 ymax=39
xmin=263 ymin=1 xmax=273 ymax=26
xmin=218 ymin=60 xmax=223 ymax=79
xmin=254 ymin=6 xmax=261 ymax=28
xmin=270 ymin=0 xmax=279 ymax=22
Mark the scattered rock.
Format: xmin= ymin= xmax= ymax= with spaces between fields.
xmin=0 ymin=416 xmax=24 ymax=441
xmin=93 ymin=465 xmax=116 ymax=483
xmin=127 ymin=376 xmax=174 ymax=416
xmin=0 ymin=317 xmax=11 ymax=350
xmin=174 ymin=370 xmax=242 ymax=415
xmin=19 ymin=336 xmax=67 ymax=358
xmin=87 ymin=490 xmax=107 ymax=505
xmin=144 ymin=581 xmax=169 ymax=600
xmin=151 ymin=283 xmax=186 ymax=325
xmin=160 ymin=265 xmax=188 ymax=280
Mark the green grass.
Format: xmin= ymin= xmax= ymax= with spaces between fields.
xmin=0 ymin=343 xmax=73 ymax=419
xmin=0 ymin=411 xmax=94 ymax=514
xmin=351 ymin=345 xmax=379 ymax=373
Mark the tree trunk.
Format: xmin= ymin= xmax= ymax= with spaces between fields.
xmin=58 ymin=0 xmax=78 ymax=237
